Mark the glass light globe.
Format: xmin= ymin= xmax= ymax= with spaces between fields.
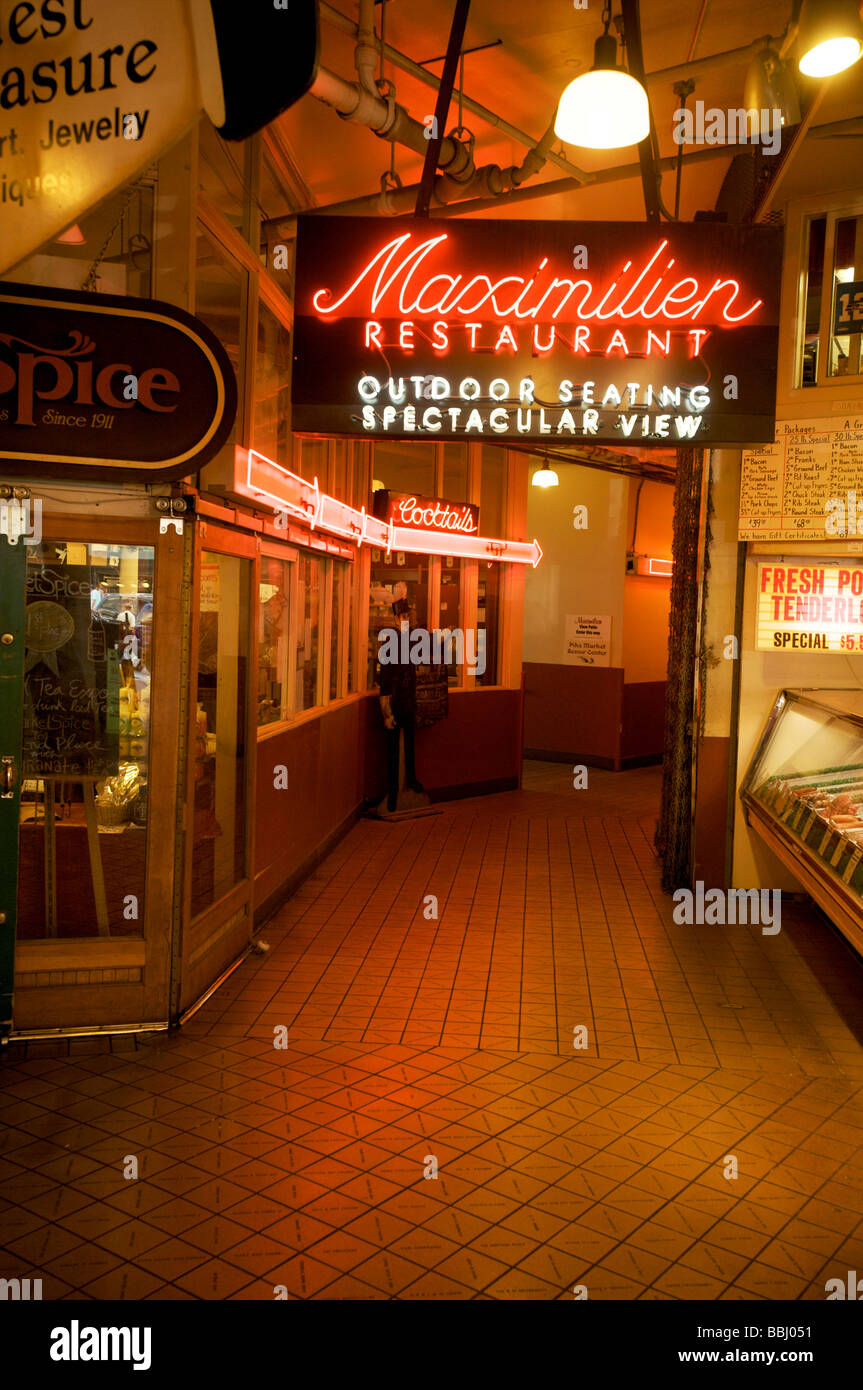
xmin=531 ymin=468 xmax=559 ymax=488
xmin=555 ymin=68 xmax=650 ymax=149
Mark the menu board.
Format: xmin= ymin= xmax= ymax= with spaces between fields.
xmin=739 ymin=416 xmax=863 ymax=540
xmin=23 ymin=563 xmax=120 ymax=778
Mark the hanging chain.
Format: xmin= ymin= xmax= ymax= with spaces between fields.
xmin=80 ymin=178 xmax=145 ymax=293
xmin=601 ymin=0 xmax=612 ymax=32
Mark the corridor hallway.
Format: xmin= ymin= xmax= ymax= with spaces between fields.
xmin=3 ymin=764 xmax=863 ymax=1300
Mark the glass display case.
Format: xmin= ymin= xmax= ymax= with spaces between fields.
xmin=741 ymin=688 xmax=863 ymax=954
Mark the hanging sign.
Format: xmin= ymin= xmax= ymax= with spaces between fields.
xmin=292 ymin=216 xmax=782 ymax=447
xmin=373 ymin=490 xmax=479 ymax=536
xmin=755 ymin=562 xmax=863 ymax=652
xmin=0 ymin=0 xmax=319 ymax=273
xmin=0 ymin=280 xmax=236 ymax=480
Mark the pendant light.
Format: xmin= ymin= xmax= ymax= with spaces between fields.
xmin=797 ymin=0 xmax=863 ymax=76
xmin=744 ymin=47 xmax=801 ymax=130
xmin=531 ymin=454 xmax=559 ymax=488
xmin=555 ymin=2 xmax=650 ymax=150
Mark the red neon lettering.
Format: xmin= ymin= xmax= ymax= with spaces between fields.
xmin=311 ymin=233 xmax=762 ymax=327
xmin=394 ymin=496 xmax=478 ymax=535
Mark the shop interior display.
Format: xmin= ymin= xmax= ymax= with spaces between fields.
xmin=742 ymin=689 xmax=863 ymax=947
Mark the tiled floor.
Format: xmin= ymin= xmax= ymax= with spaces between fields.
xmin=3 ymin=763 xmax=863 ymax=1301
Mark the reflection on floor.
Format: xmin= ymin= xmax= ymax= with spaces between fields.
xmin=3 ymin=763 xmax=863 ymax=1300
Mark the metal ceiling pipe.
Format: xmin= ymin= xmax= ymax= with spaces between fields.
xmin=319 ymin=0 xmax=593 ymax=184
xmin=430 ymin=140 xmax=740 ymax=216
xmin=355 ymin=0 xmax=379 ymax=94
xmin=308 ymin=64 xmax=463 ymax=163
xmin=311 ymin=138 xmax=735 ymax=217
xmin=645 ymin=35 xmax=773 ymax=86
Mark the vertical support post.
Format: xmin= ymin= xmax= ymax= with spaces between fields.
xmin=414 ymin=0 xmax=472 ymax=218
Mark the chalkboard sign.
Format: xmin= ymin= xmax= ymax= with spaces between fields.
xmin=23 ymin=564 xmax=120 ymax=777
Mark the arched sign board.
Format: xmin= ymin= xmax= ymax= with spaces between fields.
xmin=0 ymin=280 xmax=237 ymax=480
xmin=292 ymin=215 xmax=784 ymax=448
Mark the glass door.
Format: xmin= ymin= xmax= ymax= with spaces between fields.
xmin=178 ymin=524 xmax=255 ymax=1016
xmin=8 ymin=517 xmax=185 ymax=1033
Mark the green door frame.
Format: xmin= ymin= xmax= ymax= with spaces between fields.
xmin=0 ymin=528 xmax=25 ymax=1039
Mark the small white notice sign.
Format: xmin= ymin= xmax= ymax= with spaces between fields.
xmin=564 ymin=614 xmax=611 ymax=666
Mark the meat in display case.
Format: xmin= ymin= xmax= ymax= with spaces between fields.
xmin=741 ymin=689 xmax=863 ymax=955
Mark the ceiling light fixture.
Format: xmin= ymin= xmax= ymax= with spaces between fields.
xmin=554 ymin=2 xmax=650 ymax=150
xmin=531 ymin=462 xmax=559 ymax=488
xmin=797 ymin=0 xmax=863 ymax=76
xmin=744 ymin=46 xmax=801 ymax=129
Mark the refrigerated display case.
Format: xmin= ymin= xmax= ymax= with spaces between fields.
xmin=741 ymin=688 xmax=863 ymax=955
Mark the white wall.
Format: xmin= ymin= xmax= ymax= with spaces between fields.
xmin=524 ymin=460 xmax=627 ymax=668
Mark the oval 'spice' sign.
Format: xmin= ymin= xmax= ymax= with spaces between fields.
xmin=0 ymin=280 xmax=237 ymax=480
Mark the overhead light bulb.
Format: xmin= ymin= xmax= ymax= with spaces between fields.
xmin=531 ymin=466 xmax=559 ymax=488
xmin=372 ymin=479 xmax=385 ymax=491
xmin=555 ymin=25 xmax=650 ymax=149
xmin=744 ymin=47 xmax=801 ymax=128
xmin=797 ymin=0 xmax=863 ymax=76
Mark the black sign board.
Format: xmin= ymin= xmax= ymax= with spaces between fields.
xmin=834 ymin=279 xmax=863 ymax=336
xmin=0 ymin=281 xmax=237 ymax=481
xmin=292 ymin=216 xmax=783 ymax=447
xmin=208 ymin=0 xmax=320 ymax=141
xmin=373 ymin=490 xmax=480 ymax=536
xmin=23 ymin=563 xmax=120 ymax=778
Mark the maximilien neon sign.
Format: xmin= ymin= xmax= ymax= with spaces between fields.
xmin=292 ymin=216 xmax=783 ymax=446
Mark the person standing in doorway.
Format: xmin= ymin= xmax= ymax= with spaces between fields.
xmin=379 ymin=596 xmax=425 ymax=812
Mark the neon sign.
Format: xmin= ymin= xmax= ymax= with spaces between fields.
xmin=312 ymin=234 xmax=762 ymax=325
xmin=234 ymin=447 xmax=541 ymax=567
xmin=293 ymin=217 xmax=782 ymax=446
xmin=375 ymin=491 xmax=479 ymax=536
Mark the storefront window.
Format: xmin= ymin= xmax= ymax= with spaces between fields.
xmin=258 ymin=556 xmax=291 ymax=725
xmin=330 ymin=560 xmax=352 ymax=700
xmin=443 ymin=443 xmax=468 ymax=501
xmin=192 ymin=552 xmax=250 ymax=916
xmin=477 ymin=563 xmax=501 ymax=686
xmin=254 ymin=297 xmax=292 ymax=463
xmin=298 ymin=438 xmax=328 ymax=485
xmin=829 ymin=214 xmax=863 ymax=378
xmin=199 ymin=119 xmax=246 ymax=234
xmin=368 ymin=554 xmax=429 ymax=685
xmin=17 ymin=542 xmax=154 ymax=940
xmin=296 ymin=553 xmax=322 ymax=712
xmin=481 ymin=445 xmax=507 ymax=535
xmin=372 ymin=441 xmax=436 ymax=498
xmin=8 ymin=176 xmax=155 ymax=297
xmin=801 ymin=215 xmax=826 ymax=386
xmin=195 ymin=229 xmax=247 ymax=450
xmin=440 ymin=557 xmax=463 ymax=687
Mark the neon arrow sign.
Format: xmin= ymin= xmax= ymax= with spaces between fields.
xmin=234 ymin=447 xmax=542 ymax=567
